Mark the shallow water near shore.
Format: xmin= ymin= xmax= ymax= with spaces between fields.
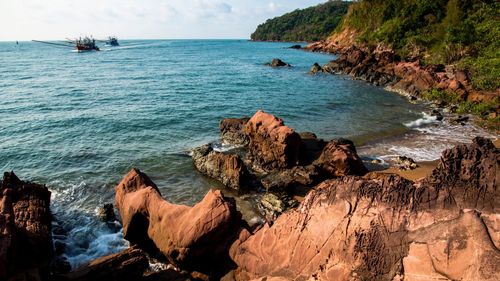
xmin=0 ymin=40 xmax=495 ymax=267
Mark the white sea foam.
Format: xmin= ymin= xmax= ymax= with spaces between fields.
xmin=359 ymin=116 xmax=497 ymax=163
xmin=404 ymin=112 xmax=438 ymax=128
xmin=49 ymin=180 xmax=129 ymax=269
xmin=65 ymin=231 xmax=129 ymax=268
xmin=211 ymin=142 xmax=241 ymax=152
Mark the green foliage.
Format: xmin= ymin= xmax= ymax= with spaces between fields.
xmin=339 ymin=0 xmax=499 ymax=91
xmin=251 ymin=1 xmax=351 ymax=42
xmin=422 ymin=89 xmax=463 ymax=105
xmin=456 ymin=99 xmax=498 ymax=115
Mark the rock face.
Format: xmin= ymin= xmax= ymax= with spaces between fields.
xmin=314 ymin=138 xmax=368 ymax=177
xmin=265 ymin=58 xmax=291 ymax=67
xmin=244 ymin=110 xmax=302 ymax=171
xmin=230 ymin=137 xmax=500 ymax=281
xmin=114 ymin=169 xmax=243 ymax=275
xmin=192 ymin=144 xmax=253 ymax=190
xmin=0 ymin=172 xmax=53 ymax=281
xmin=220 ymin=117 xmax=249 ymax=146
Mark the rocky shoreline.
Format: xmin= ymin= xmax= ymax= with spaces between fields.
xmin=303 ymin=39 xmax=499 ymax=131
xmin=1 ymin=110 xmax=499 ymax=280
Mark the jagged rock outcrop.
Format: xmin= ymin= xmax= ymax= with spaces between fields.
xmin=243 ymin=110 xmax=302 ymax=171
xmin=114 ymin=169 xmax=243 ymax=275
xmin=220 ymin=117 xmax=250 ymax=146
xmin=314 ymin=138 xmax=368 ymax=177
xmin=194 ymin=112 xmax=367 ymax=195
xmin=192 ymin=144 xmax=253 ymax=190
xmin=230 ymin=137 xmax=499 ymax=280
xmin=0 ymin=171 xmax=53 ymax=281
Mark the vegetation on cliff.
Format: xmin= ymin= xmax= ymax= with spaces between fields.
xmin=340 ymin=0 xmax=499 ymax=91
xmin=251 ymin=1 xmax=350 ymax=42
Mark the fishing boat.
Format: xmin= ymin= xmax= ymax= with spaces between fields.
xmin=32 ymin=36 xmax=100 ymax=52
xmin=105 ymin=36 xmax=119 ymax=46
xmin=74 ymin=37 xmax=100 ymax=51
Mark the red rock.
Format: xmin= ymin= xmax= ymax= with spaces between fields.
xmin=230 ymin=138 xmax=500 ymax=280
xmin=314 ymin=139 xmax=368 ymax=177
xmin=115 ymin=169 xmax=243 ymax=274
xmin=448 ymin=79 xmax=462 ymax=91
xmin=0 ymin=172 xmax=53 ymax=281
xmin=243 ymin=110 xmax=302 ymax=171
xmin=64 ymin=246 xmax=149 ymax=281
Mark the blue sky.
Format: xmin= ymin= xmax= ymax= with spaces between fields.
xmin=1 ymin=0 xmax=326 ymax=41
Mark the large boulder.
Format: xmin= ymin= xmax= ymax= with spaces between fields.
xmin=220 ymin=118 xmax=249 ymax=146
xmin=114 ymin=169 xmax=243 ymax=275
xmin=192 ymin=144 xmax=254 ymax=190
xmin=230 ymin=137 xmax=500 ymax=280
xmin=243 ymin=110 xmax=302 ymax=171
xmin=0 ymin=171 xmax=53 ymax=281
xmin=314 ymin=138 xmax=368 ymax=177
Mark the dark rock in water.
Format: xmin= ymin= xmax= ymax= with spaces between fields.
xmin=265 ymin=58 xmax=291 ymax=67
xmin=289 ymin=45 xmax=302 ymax=49
xmin=395 ymin=155 xmax=418 ymax=170
xmin=452 ymin=115 xmax=469 ymax=124
xmin=97 ymin=203 xmax=116 ymax=222
xmin=192 ymin=144 xmax=254 ymax=190
xmin=230 ymin=138 xmax=500 ymax=280
xmin=309 ymin=62 xmax=323 ymax=74
xmin=219 ymin=117 xmax=249 ymax=146
xmin=314 ymin=138 xmax=368 ymax=177
xmin=53 ymin=256 xmax=71 ymax=275
xmin=115 ymin=169 xmax=244 ymax=275
xmin=63 ymin=246 xmax=149 ymax=281
xmin=0 ymin=171 xmax=53 ymax=281
xmin=430 ymin=109 xmax=444 ymax=121
xmin=244 ymin=110 xmax=302 ymax=171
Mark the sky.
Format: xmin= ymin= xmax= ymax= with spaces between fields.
xmin=1 ymin=0 xmax=326 ymax=41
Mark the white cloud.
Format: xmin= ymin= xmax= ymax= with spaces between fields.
xmin=0 ymin=0 xmax=326 ymax=40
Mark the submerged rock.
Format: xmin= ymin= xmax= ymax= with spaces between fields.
xmin=265 ymin=58 xmax=291 ymax=67
xmin=114 ymin=169 xmax=243 ymax=275
xmin=0 ymin=171 xmax=53 ymax=281
xmin=289 ymin=45 xmax=302 ymax=49
xmin=230 ymin=137 xmax=500 ymax=280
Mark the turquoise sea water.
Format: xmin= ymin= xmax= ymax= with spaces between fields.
xmin=1 ymin=40 xmax=490 ymax=266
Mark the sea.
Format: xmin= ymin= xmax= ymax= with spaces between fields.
xmin=0 ymin=39 xmax=494 ymax=267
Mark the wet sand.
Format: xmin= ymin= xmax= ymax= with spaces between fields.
xmin=377 ymin=160 xmax=439 ymax=182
